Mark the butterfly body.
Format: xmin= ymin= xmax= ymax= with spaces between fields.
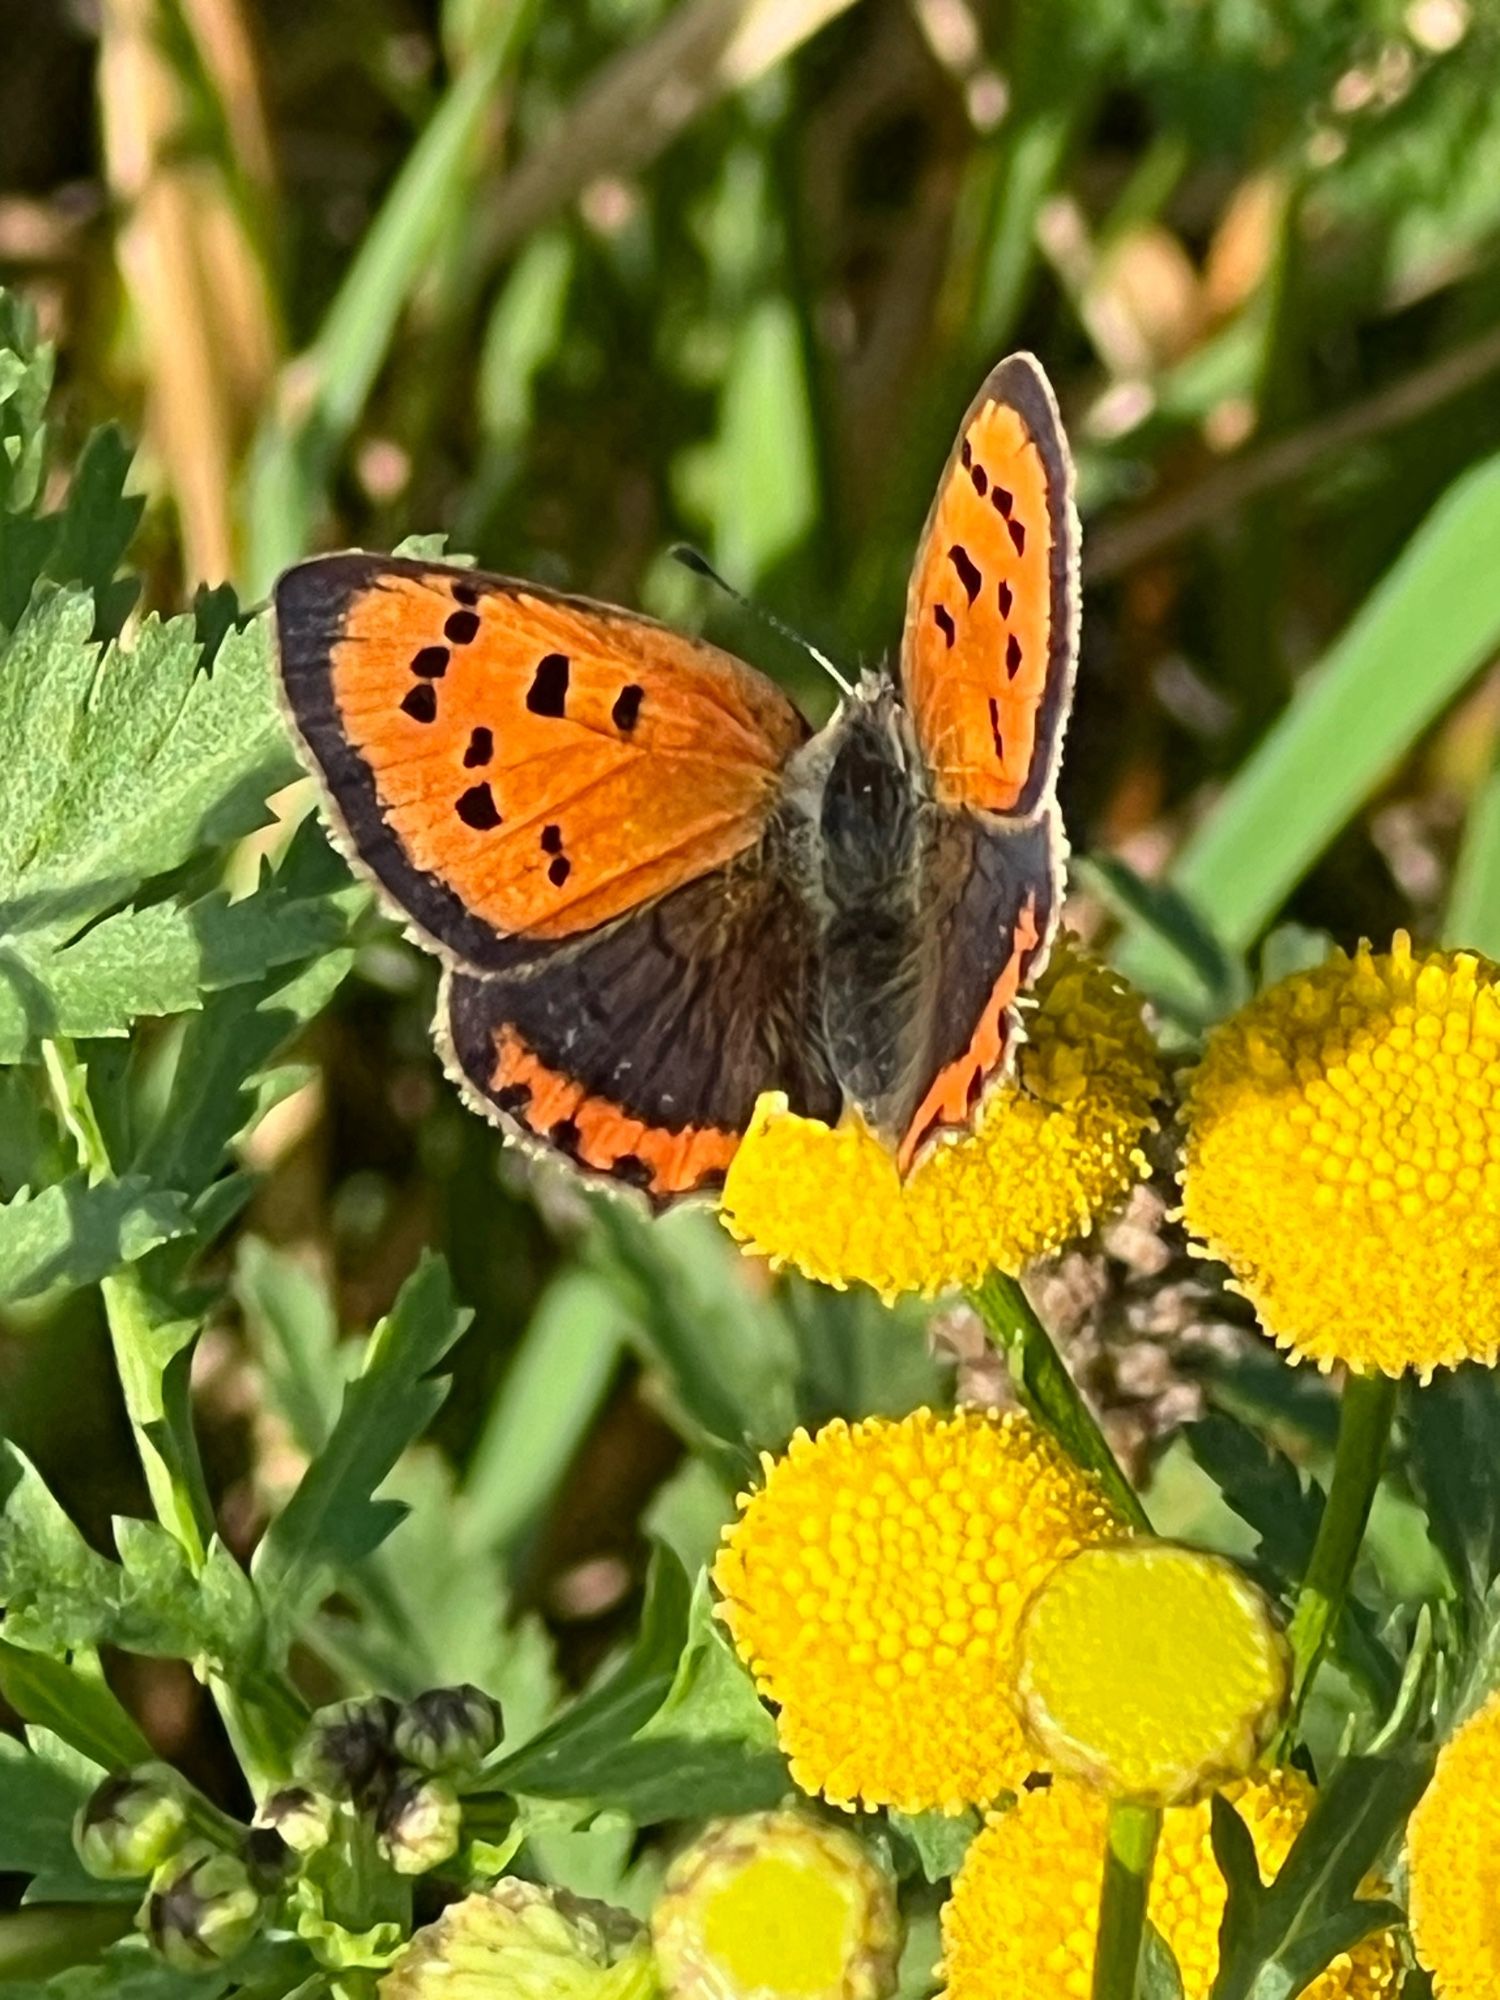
xmin=275 ymin=352 xmax=1078 ymax=1206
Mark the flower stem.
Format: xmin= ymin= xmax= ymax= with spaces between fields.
xmin=41 ymin=1039 xmax=213 ymax=1564
xmin=1283 ymin=1368 xmax=1398 ymax=1732
xmin=1092 ymin=1801 xmax=1160 ymax=2000
xmin=968 ymin=1271 xmax=1151 ymax=1532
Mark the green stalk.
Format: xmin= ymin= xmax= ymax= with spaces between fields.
xmin=1092 ymin=1802 xmax=1161 ymax=2000
xmin=968 ymin=1271 xmax=1151 ymax=1532
xmin=1282 ymin=1369 xmax=1398 ymax=1732
xmin=41 ymin=1040 xmax=212 ymax=1564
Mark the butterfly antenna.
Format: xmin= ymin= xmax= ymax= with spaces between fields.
xmin=670 ymin=545 xmax=855 ymax=698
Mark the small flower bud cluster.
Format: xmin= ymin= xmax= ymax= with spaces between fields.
xmin=72 ymin=1679 xmax=504 ymax=1970
xmin=289 ymin=1682 xmax=503 ymax=1878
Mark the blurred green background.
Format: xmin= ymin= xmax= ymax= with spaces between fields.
xmin=3 ymin=0 xmax=1499 ymax=1822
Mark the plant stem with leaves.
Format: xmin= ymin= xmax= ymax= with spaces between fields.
xmin=969 ymin=1270 xmax=1151 ymax=1532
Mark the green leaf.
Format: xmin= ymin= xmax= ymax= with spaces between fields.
xmin=1209 ymin=1754 xmax=1431 ymax=2000
xmin=486 ymin=1544 xmax=692 ymax=1797
xmin=0 ymin=877 xmax=355 ymax=1061
xmin=0 ymin=1443 xmax=120 ymax=1653
xmin=1126 ymin=451 xmax=1500 ymax=977
xmin=0 ymin=603 xmax=295 ymax=940
xmin=488 ymin=1558 xmax=784 ymax=1823
xmin=591 ymin=1205 xmax=797 ymax=1466
xmin=1139 ymin=1924 xmax=1186 ymax=2000
xmin=1446 ymin=737 xmax=1500 ymax=956
xmin=1074 ymin=851 xmax=1247 ymax=1023
xmin=889 ymin=1810 xmax=979 ymax=1885
xmin=0 ymin=1729 xmax=125 ymax=1904
xmin=234 ymin=1237 xmax=346 ymax=1457
xmin=0 ymin=1178 xmax=192 ymax=1304
xmin=1403 ymin=1365 xmax=1500 ymax=1630
xmin=131 ymin=947 xmax=354 ymax=1199
xmin=0 ymin=1935 xmax=231 ymax=1998
xmin=0 ymin=1644 xmax=151 ymax=1771
xmin=458 ymin=1269 xmax=624 ymax=1559
xmin=252 ymin=1254 xmax=471 ymax=1647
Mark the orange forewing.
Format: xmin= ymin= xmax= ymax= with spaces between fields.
xmin=320 ymin=560 xmax=806 ymax=945
xmin=901 ymin=355 xmax=1077 ymax=817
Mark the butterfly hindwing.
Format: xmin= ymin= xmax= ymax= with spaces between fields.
xmin=900 ymin=353 xmax=1078 ymax=818
xmin=275 ymin=553 xmax=809 ymax=973
xmin=442 ymin=851 xmax=839 ymax=1203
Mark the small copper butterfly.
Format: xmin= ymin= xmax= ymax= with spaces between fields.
xmin=275 ymin=353 xmax=1078 ymax=1206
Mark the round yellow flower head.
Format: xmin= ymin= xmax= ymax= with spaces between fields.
xmin=719 ymin=943 xmax=1162 ymax=1300
xmin=651 ymin=1811 xmax=901 ymax=2000
xmin=1015 ymin=1543 xmax=1289 ymax=1806
xmin=940 ymin=1769 xmax=1400 ymax=2000
xmin=1408 ymin=1687 xmax=1500 ymax=1999
xmin=1181 ymin=933 xmax=1500 ymax=1375
xmin=713 ymin=1407 xmax=1129 ymax=1813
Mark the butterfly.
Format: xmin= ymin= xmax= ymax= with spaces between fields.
xmin=274 ymin=351 xmax=1078 ymax=1209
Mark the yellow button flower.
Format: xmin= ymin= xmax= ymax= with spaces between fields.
xmin=651 ymin=1811 xmax=901 ymax=2000
xmin=713 ymin=1408 xmax=1129 ymax=1814
xmin=719 ymin=944 xmax=1162 ymax=1301
xmin=1181 ymin=934 xmax=1500 ymax=1376
xmin=1016 ymin=1543 xmax=1289 ymax=1806
xmin=1408 ymin=1688 xmax=1500 ymax=1999
xmin=940 ymin=1770 xmax=1400 ymax=2000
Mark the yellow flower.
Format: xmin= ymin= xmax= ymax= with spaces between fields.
xmin=651 ymin=1811 xmax=901 ymax=2000
xmin=713 ymin=1408 xmax=1128 ymax=1814
xmin=719 ymin=944 xmax=1162 ymax=1300
xmin=1015 ymin=1543 xmax=1289 ymax=1806
xmin=1408 ymin=1688 xmax=1500 ymax=1999
xmin=1181 ymin=934 xmax=1500 ymax=1376
xmin=940 ymin=1770 xmax=1400 ymax=2000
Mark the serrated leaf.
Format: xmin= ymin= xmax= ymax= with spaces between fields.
xmin=0 ymin=604 xmax=296 ymax=938
xmin=234 ymin=1237 xmax=346 ymax=1457
xmin=0 ymin=879 xmax=356 ymax=1061
xmin=252 ymin=1255 xmax=471 ymax=1647
xmin=1403 ymin=1366 xmax=1500 ymax=1630
xmin=1210 ymin=1755 xmax=1431 ymax=2000
xmin=486 ymin=1544 xmax=692 ymax=1798
xmin=0 ymin=1177 xmax=192 ymax=1305
xmin=131 ymin=946 xmax=354 ymax=1198
xmin=0 ymin=1444 xmax=121 ymax=1654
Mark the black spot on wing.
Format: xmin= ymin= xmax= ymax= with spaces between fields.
xmin=992 ymin=486 xmax=1014 ymax=518
xmin=445 ymin=609 xmax=481 ymax=645
xmin=463 ymin=726 xmax=493 ymax=767
xmin=612 ymin=1153 xmax=654 ymax=1189
xmin=401 ymin=684 xmax=437 ymax=723
xmin=948 ymin=543 xmax=982 ymax=607
xmin=527 ymin=653 xmax=570 ymax=717
xmin=1008 ymin=517 xmax=1027 ymax=556
xmin=998 ymin=579 xmax=1014 ymax=618
xmin=988 ymin=697 xmax=1005 ymax=761
xmin=452 ymin=580 xmax=479 ymax=606
xmin=493 ymin=1081 xmax=531 ymax=1115
xmin=541 ymin=824 xmax=564 ymax=855
xmin=1006 ymin=633 xmax=1023 ymax=677
xmin=548 ymin=854 xmax=572 ymax=887
xmin=933 ymin=604 xmax=956 ymax=648
xmin=970 ymin=462 xmax=989 ymax=497
xmin=612 ymin=683 xmax=644 ymax=732
xmin=549 ymin=1117 xmax=582 ymax=1153
xmin=456 ymin=783 xmax=502 ymax=830
xmin=412 ymin=645 xmax=449 ymax=679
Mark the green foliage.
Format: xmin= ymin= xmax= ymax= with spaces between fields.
xmin=5 ymin=0 xmax=1500 ymax=1988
